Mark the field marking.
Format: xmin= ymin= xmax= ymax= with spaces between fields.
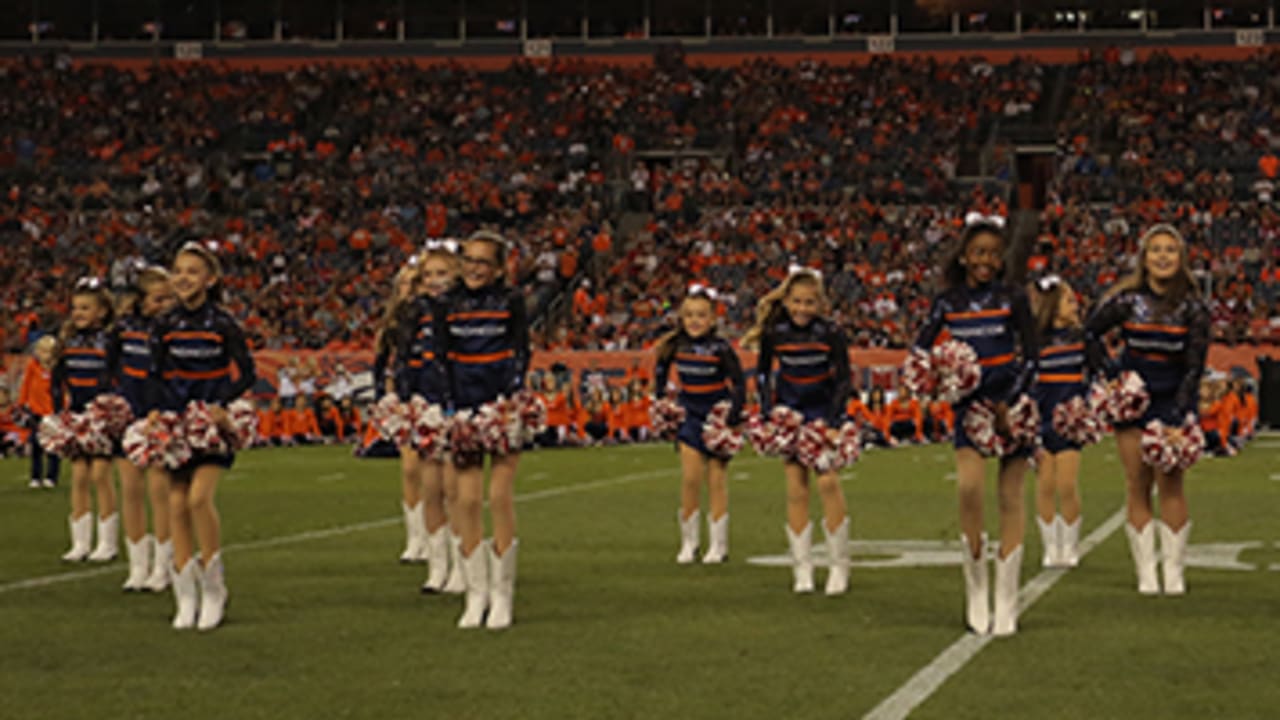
xmin=316 ymin=472 xmax=347 ymax=483
xmin=862 ymin=507 xmax=1126 ymax=720
xmin=0 ymin=460 xmax=763 ymax=596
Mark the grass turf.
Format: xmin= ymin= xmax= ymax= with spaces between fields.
xmin=1 ymin=437 xmax=1277 ymax=719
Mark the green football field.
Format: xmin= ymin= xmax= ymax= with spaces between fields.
xmin=2 ymin=436 xmax=1278 ymax=719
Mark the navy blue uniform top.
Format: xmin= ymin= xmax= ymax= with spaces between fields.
xmin=1083 ymin=287 xmax=1209 ymax=417
xmin=756 ymin=314 xmax=851 ymax=425
xmin=146 ymin=300 xmax=256 ymax=412
xmin=1033 ymin=325 xmax=1088 ymax=407
xmin=652 ymin=332 xmax=745 ymax=423
xmin=912 ymin=281 xmax=1038 ymax=404
xmin=52 ymin=328 xmax=113 ymax=412
xmin=435 ymin=282 xmax=529 ymax=411
xmin=396 ymin=294 xmax=448 ymax=403
xmin=110 ymin=312 xmax=157 ymax=416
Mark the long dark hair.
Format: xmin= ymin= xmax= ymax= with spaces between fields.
xmin=941 ymin=221 xmax=1008 ymax=290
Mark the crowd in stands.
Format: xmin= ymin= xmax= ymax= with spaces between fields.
xmin=0 ymin=51 xmax=1276 ymax=362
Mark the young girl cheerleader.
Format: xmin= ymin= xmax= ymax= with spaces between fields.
xmin=1029 ymin=275 xmax=1086 ymax=569
xmin=744 ymin=267 xmax=853 ymax=595
xmin=148 ymin=243 xmax=256 ymax=630
xmin=1085 ymin=225 xmax=1209 ymax=596
xmin=112 ymin=267 xmax=177 ymax=590
xmin=652 ymin=285 xmax=745 ymax=565
xmin=19 ymin=336 xmax=59 ymax=488
xmin=399 ymin=241 xmax=464 ymax=594
xmin=438 ymin=230 xmax=530 ymax=630
xmin=912 ymin=219 xmax=1037 ymax=635
xmin=374 ymin=259 xmax=429 ymax=563
xmin=53 ymin=278 xmax=119 ymax=562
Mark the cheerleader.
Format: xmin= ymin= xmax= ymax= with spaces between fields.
xmin=111 ymin=267 xmax=177 ymax=591
xmin=437 ymin=230 xmax=530 ymax=630
xmin=1028 ymin=275 xmax=1085 ymax=569
xmin=398 ymin=240 xmax=464 ymax=594
xmin=912 ymin=217 xmax=1037 ymax=635
xmin=651 ymin=284 xmax=745 ymax=565
xmin=374 ymin=259 xmax=429 ymax=563
xmin=53 ymin=277 xmax=119 ymax=562
xmin=743 ymin=267 xmax=852 ymax=595
xmin=147 ymin=242 xmax=256 ymax=630
xmin=1084 ymin=224 xmax=1209 ymax=596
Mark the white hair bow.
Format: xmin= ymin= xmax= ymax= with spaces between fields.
xmin=424 ymin=238 xmax=460 ymax=254
xmin=964 ymin=212 xmax=1007 ymax=229
xmin=688 ymin=282 xmax=719 ymax=300
xmin=1035 ymin=274 xmax=1062 ymax=293
xmin=788 ymin=263 xmax=823 ymax=281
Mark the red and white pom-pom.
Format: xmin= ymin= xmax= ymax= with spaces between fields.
xmin=513 ymin=390 xmax=548 ymax=444
xmin=1142 ymin=416 xmax=1205 ymax=473
xmin=77 ymin=411 xmax=114 ymax=457
xmin=1100 ymin=371 xmax=1150 ymax=424
xmin=473 ymin=397 xmax=523 ymax=456
xmin=961 ymin=402 xmax=1009 ymax=457
xmin=793 ymin=419 xmax=861 ymax=472
xmin=123 ymin=412 xmax=192 ymax=469
xmin=931 ymin=340 xmax=982 ymax=404
xmin=749 ymin=405 xmax=805 ymax=457
xmin=902 ymin=349 xmax=935 ymax=398
xmin=184 ymin=401 xmax=230 ymax=455
xmin=1052 ymin=395 xmax=1103 ymax=446
xmin=407 ymin=398 xmax=448 ymax=460
xmin=650 ymin=396 xmax=686 ymax=440
xmin=1006 ymin=394 xmax=1041 ymax=449
xmin=38 ymin=412 xmax=78 ymax=458
xmin=225 ymin=398 xmax=259 ymax=451
xmin=371 ymin=394 xmax=413 ymax=447
xmin=87 ymin=394 xmax=134 ymax=438
xmin=447 ymin=409 xmax=485 ymax=465
xmin=701 ymin=401 xmax=744 ymax=458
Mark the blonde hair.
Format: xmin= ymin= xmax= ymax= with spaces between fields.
xmin=375 ymin=263 xmax=421 ymax=356
xmin=653 ymin=293 xmax=716 ymax=364
xmin=1103 ymin=224 xmax=1199 ymax=310
xmin=118 ymin=266 xmax=172 ymax=317
xmin=741 ymin=270 xmax=828 ymax=349
xmin=32 ymin=335 xmax=58 ymax=361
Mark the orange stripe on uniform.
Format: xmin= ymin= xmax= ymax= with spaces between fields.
xmin=65 ymin=348 xmax=106 ymax=357
xmin=945 ymin=308 xmax=1010 ymax=321
xmin=979 ymin=353 xmax=1015 ymax=367
xmin=447 ymin=350 xmax=515 ymax=364
xmin=782 ymin=371 xmax=833 ymax=385
xmin=682 ymin=380 xmax=729 ymax=393
xmin=675 ymin=352 xmax=717 ymax=363
xmin=775 ymin=343 xmax=830 ymax=353
xmin=1123 ymin=322 xmax=1187 ymax=335
xmin=1130 ymin=350 xmax=1171 ymax=363
xmin=1041 ymin=343 xmax=1084 ymax=356
xmin=163 ymin=331 xmax=223 ymax=342
xmin=163 ymin=368 xmax=230 ymax=380
xmin=1038 ymin=373 xmax=1084 ymax=383
xmin=68 ymin=378 xmax=101 ymax=387
xmin=447 ymin=311 xmax=510 ymax=322
xmin=122 ymin=366 xmax=148 ymax=379
xmin=120 ymin=331 xmax=150 ymax=341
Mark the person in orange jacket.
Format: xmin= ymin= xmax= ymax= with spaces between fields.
xmin=256 ymin=400 xmax=279 ymax=447
xmin=1198 ymin=378 xmax=1231 ymax=456
xmin=0 ymin=386 xmax=29 ymax=456
xmin=607 ymin=386 xmax=630 ymax=443
xmin=1217 ymin=379 xmax=1242 ymax=451
xmin=1232 ymin=378 xmax=1258 ymax=445
xmin=888 ymin=389 xmax=925 ymax=444
xmin=260 ymin=397 xmax=288 ymax=446
xmin=285 ymin=395 xmax=321 ymax=444
xmin=19 ymin=335 xmax=60 ymax=488
xmin=625 ymin=378 xmax=652 ymax=442
xmin=338 ymin=397 xmax=362 ymax=440
xmin=926 ymin=399 xmax=954 ymax=443
xmin=538 ymin=373 xmax=572 ymax=447
xmin=315 ymin=395 xmax=345 ymax=442
xmin=863 ymin=387 xmax=892 ymax=446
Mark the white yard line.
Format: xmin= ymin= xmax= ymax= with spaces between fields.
xmin=1 ymin=461 xmax=756 ymax=596
xmin=861 ymin=508 xmax=1127 ymax=720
